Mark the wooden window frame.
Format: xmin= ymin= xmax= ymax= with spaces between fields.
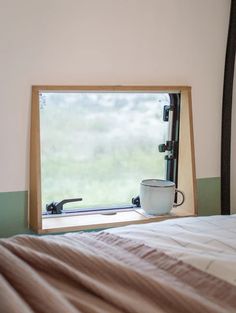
xmin=29 ymin=86 xmax=197 ymax=234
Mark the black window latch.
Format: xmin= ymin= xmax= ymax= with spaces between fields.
xmin=46 ymin=198 xmax=83 ymax=214
xmin=158 ymin=140 xmax=178 ymax=160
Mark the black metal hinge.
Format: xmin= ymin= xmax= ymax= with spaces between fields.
xmin=158 ymin=140 xmax=178 ymax=160
xmin=163 ymin=104 xmax=174 ymax=121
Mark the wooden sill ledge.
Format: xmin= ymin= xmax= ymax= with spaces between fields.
xmin=40 ymin=209 xmax=195 ymax=234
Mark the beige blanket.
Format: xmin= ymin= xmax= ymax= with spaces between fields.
xmin=0 ymin=232 xmax=236 ymax=313
xmin=108 ymin=215 xmax=236 ymax=285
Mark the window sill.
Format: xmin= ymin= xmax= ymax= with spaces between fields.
xmin=39 ymin=209 xmax=195 ymax=234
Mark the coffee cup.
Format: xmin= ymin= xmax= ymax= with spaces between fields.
xmin=140 ymin=179 xmax=185 ymax=215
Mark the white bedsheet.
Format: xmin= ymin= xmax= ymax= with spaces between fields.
xmin=106 ymin=215 xmax=236 ymax=285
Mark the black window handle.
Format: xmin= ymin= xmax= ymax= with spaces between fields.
xmin=46 ymin=198 xmax=83 ymax=214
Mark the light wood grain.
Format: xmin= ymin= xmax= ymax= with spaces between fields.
xmin=172 ymin=88 xmax=197 ymax=215
xmin=29 ymin=87 xmax=42 ymax=232
xmin=29 ymin=85 xmax=196 ymax=234
xmin=41 ymin=210 xmax=195 ymax=234
xmin=31 ymin=85 xmax=191 ymax=93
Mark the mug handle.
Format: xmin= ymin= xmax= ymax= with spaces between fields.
xmin=173 ymin=190 xmax=185 ymax=207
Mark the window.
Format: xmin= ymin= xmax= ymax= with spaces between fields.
xmin=30 ymin=86 xmax=196 ymax=233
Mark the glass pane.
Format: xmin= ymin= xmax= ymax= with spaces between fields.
xmin=40 ymin=92 xmax=170 ymax=211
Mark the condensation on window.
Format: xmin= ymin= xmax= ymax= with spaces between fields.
xmin=39 ymin=92 xmax=170 ymax=210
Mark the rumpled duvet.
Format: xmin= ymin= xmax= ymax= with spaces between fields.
xmin=0 ymin=231 xmax=236 ymax=313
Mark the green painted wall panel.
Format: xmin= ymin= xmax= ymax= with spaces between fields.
xmin=0 ymin=177 xmax=221 ymax=238
xmin=0 ymin=191 xmax=30 ymax=237
xmin=197 ymin=177 xmax=221 ymax=216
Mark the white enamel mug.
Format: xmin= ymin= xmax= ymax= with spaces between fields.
xmin=140 ymin=179 xmax=185 ymax=215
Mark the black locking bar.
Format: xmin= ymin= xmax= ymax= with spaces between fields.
xmin=44 ymin=198 xmax=139 ymax=216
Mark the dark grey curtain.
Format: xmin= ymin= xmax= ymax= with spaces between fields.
xmin=221 ymin=0 xmax=236 ymax=214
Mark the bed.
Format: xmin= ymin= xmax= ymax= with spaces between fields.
xmin=1 ymin=215 xmax=236 ymax=313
